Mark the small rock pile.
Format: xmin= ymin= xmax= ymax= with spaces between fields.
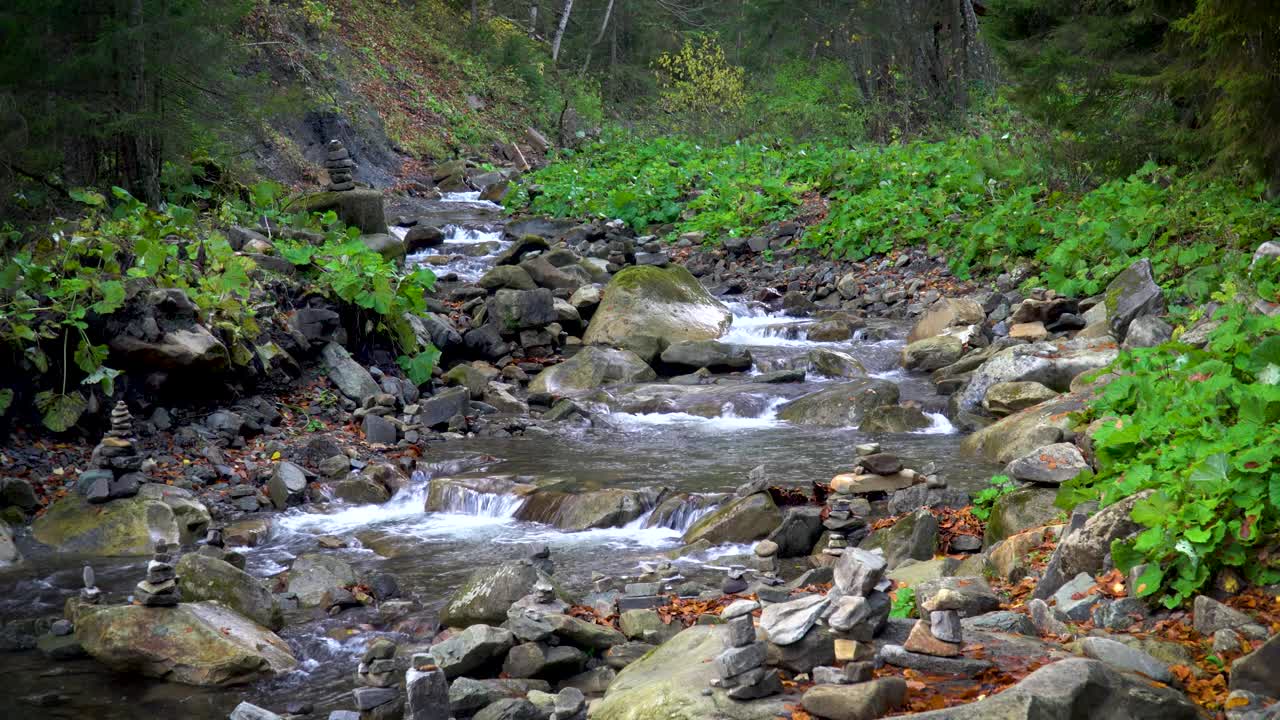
xmin=135 ymin=543 xmax=180 ymax=607
xmin=904 ymin=590 xmax=964 ymax=657
xmin=83 ymin=401 xmax=144 ymax=503
xmin=351 ymin=638 xmax=402 ymax=718
xmin=357 ymin=638 xmax=397 ymax=688
xmin=81 ymin=565 xmax=102 ymax=604
xmin=713 ymin=599 xmax=781 ymax=700
xmin=405 ymin=652 xmax=449 ymax=720
xmin=722 ymin=565 xmax=749 ymax=594
xmin=326 ymin=139 xmax=355 ymax=191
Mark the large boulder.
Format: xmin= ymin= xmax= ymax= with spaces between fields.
xmin=76 ymin=601 xmax=297 ymax=687
xmin=1055 ymin=491 xmax=1151 ymax=579
xmin=777 ymin=379 xmax=900 ymax=427
xmin=1004 ymin=443 xmax=1090 ymax=485
xmin=983 ymin=381 xmax=1059 ymax=417
xmin=583 ymin=266 xmax=732 ymax=347
xmin=296 ymin=189 xmax=388 ymax=235
xmin=983 ymin=487 xmax=1061 ymax=545
xmin=961 ymin=394 xmax=1086 ymax=464
xmin=1105 ymin=259 xmax=1165 ymax=342
xmin=109 ymin=326 xmax=230 ymax=373
xmin=487 ymin=289 xmax=558 ymax=333
xmin=681 ymin=493 xmax=782 ymax=546
xmin=907 ymin=298 xmax=984 ymax=344
xmin=515 ymin=487 xmax=653 ymax=531
xmin=176 ymin=553 xmax=284 ymax=630
xmin=286 ymin=553 xmax=358 ymax=607
xmin=441 ymin=561 xmax=557 ymax=627
xmin=953 ymin=339 xmax=1117 ymax=417
xmin=807 ymin=348 xmax=867 ymax=378
xmin=320 ymin=342 xmax=379 ymax=403
xmin=529 ymin=346 xmax=655 ymax=395
xmin=1231 ymin=633 xmax=1280 ymax=698
xmin=901 ymin=336 xmax=965 ymax=372
xmin=893 ymin=658 xmax=1198 ymax=719
xmin=430 ymin=625 xmax=515 ymax=678
xmin=590 ymin=625 xmax=790 ymax=720
xmin=32 ymin=484 xmax=210 ymax=556
xmin=861 ymin=508 xmax=938 ymax=569
xmin=659 ymin=340 xmax=753 ymax=373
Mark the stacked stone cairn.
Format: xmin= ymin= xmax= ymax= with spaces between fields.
xmin=823 ymin=547 xmax=892 ymax=673
xmin=81 ymin=565 xmax=102 ymax=604
xmin=352 ymin=638 xmax=403 ymax=718
xmin=722 ymin=565 xmax=749 ymax=594
xmin=83 ymin=401 xmax=144 ymax=503
xmin=904 ymin=589 xmax=965 ymax=658
xmin=713 ymin=599 xmax=781 ymax=700
xmin=326 ymin=139 xmax=356 ymax=191
xmin=135 ymin=543 xmax=180 ymax=607
xmin=405 ymin=652 xmax=449 ymax=720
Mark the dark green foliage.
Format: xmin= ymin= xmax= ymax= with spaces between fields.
xmin=984 ymin=0 xmax=1280 ymax=187
xmin=512 ymin=132 xmax=1280 ymax=300
xmin=1060 ymin=297 xmax=1280 ymax=607
xmin=0 ymin=0 xmax=262 ymax=203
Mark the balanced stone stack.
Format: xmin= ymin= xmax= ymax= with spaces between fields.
xmin=722 ymin=565 xmax=749 ymax=595
xmin=326 ymin=139 xmax=356 ymax=191
xmin=357 ymin=638 xmax=397 ymax=688
xmin=81 ymin=565 xmax=102 ymax=604
xmin=83 ymin=401 xmax=144 ymax=503
xmin=714 ymin=600 xmax=781 ymax=700
xmin=135 ymin=543 xmax=180 ymax=607
xmin=822 ymin=498 xmax=861 ymax=557
xmin=904 ymin=590 xmax=964 ymax=657
xmin=405 ymin=654 xmax=449 ymax=720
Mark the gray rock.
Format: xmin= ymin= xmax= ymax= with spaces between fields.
xmin=286 ymin=554 xmax=358 ymax=608
xmin=766 ymin=507 xmax=825 ymax=558
xmin=1081 ymin=636 xmax=1172 ymax=683
xmin=826 ymin=592 xmax=890 ymax=641
xmin=1004 ymin=443 xmax=1089 ymax=485
xmin=1105 ymin=259 xmax=1166 ymax=342
xmin=962 ymin=611 xmax=1038 ymax=636
xmin=659 ymin=340 xmax=753 ymax=372
xmin=759 ymin=594 xmax=829 ymax=646
xmin=267 ymin=461 xmax=307 ymax=510
xmin=861 ymin=509 xmax=938 ymax=569
xmin=897 ymin=657 xmax=1198 ymax=719
xmin=1123 ymin=315 xmax=1173 ymax=348
xmin=1194 ymin=595 xmax=1260 ymax=636
xmin=1051 ymin=572 xmax=1098 ymax=622
xmin=1093 ymin=597 xmax=1149 ymax=630
xmin=879 ymin=645 xmax=992 ymax=676
xmin=362 ymin=414 xmax=397 ymax=445
xmin=229 ymin=702 xmax=283 ymax=720
xmin=801 ymin=678 xmax=908 ymax=720
xmin=930 ymin=610 xmax=962 ymax=643
xmin=352 ymin=687 xmax=398 ymax=710
xmin=474 ymin=698 xmax=540 ymax=720
xmin=418 ymin=386 xmax=470 ymax=429
xmin=714 ymin=641 xmax=766 ymax=679
xmin=1028 ymin=598 xmax=1070 ymax=636
xmin=886 ymin=486 xmax=971 ymax=515
xmin=834 ymin=547 xmax=888 ymax=596
xmin=321 ymin=343 xmax=379 ymax=403
xmin=1055 ymin=492 xmax=1151 ymax=580
xmin=915 ymin=577 xmax=1001 ymax=619
xmin=488 ymin=288 xmax=558 ymax=332
xmin=430 ymin=625 xmax=515 ymax=678
xmin=1231 ymin=633 xmax=1280 ymax=698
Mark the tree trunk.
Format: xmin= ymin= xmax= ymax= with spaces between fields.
xmin=122 ymin=0 xmax=159 ymax=203
xmin=551 ymin=0 xmax=573 ymax=63
xmin=471 ymin=0 xmax=479 ymax=27
xmin=529 ymin=1 xmax=539 ymax=36
xmin=580 ymin=0 xmax=616 ymax=74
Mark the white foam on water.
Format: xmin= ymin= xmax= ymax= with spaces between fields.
xmin=675 ymin=543 xmax=757 ymax=565
xmin=870 ymin=368 xmax=906 ymax=381
xmin=913 ymin=412 xmax=956 ymax=435
xmin=609 ymin=397 xmax=787 ymax=432
xmin=406 ymin=224 xmax=510 ymax=281
xmin=441 ymin=191 xmax=503 ymax=210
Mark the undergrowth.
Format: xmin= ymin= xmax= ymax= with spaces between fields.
xmin=511 ymin=130 xmax=1280 ymax=301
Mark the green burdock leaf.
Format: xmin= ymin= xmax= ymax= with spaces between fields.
xmin=34 ymin=391 xmax=86 ymax=432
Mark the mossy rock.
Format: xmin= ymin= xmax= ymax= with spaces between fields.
xmin=441 ymin=561 xmax=568 ymax=628
xmin=529 ymin=346 xmax=656 ymax=395
xmin=176 ymin=553 xmax=284 ymax=630
xmin=777 ymin=378 xmax=900 ymax=427
xmin=681 ymin=493 xmax=782 ymax=546
xmin=515 ymin=488 xmax=653 ymax=531
xmin=294 ymin=189 xmax=387 ymax=235
xmin=960 ymin=394 xmax=1085 ymax=463
xmin=983 ymin=487 xmax=1062 ymax=545
xmin=76 ymin=601 xmax=296 ymax=687
xmin=32 ymin=485 xmax=210 ymax=556
xmin=591 ymin=624 xmax=790 ymax=720
xmin=583 ymin=265 xmax=732 ymax=347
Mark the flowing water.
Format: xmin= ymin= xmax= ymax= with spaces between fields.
xmin=0 ymin=193 xmax=1001 ymax=718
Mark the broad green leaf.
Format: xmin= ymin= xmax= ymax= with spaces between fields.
xmin=0 ymin=389 xmax=12 ymax=416
xmin=34 ymin=390 xmax=87 ymax=433
xmin=91 ymin=280 xmax=126 ymax=314
xmin=1133 ymin=564 xmax=1164 ymax=597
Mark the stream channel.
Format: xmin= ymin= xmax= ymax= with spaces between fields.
xmin=0 ymin=193 xmax=1001 ymax=718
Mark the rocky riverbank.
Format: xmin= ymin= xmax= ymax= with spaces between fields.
xmin=1 ymin=171 xmax=1278 ymax=720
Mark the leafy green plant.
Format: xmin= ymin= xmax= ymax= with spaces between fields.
xmin=889 ymin=586 xmax=916 ymax=618
xmin=1059 ymin=304 xmax=1280 ymax=607
xmin=971 ymin=474 xmax=1018 ymax=522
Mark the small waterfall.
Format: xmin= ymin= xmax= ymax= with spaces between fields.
xmin=428 ymin=479 xmax=525 ymax=518
xmin=643 ymin=494 xmax=723 ymax=532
